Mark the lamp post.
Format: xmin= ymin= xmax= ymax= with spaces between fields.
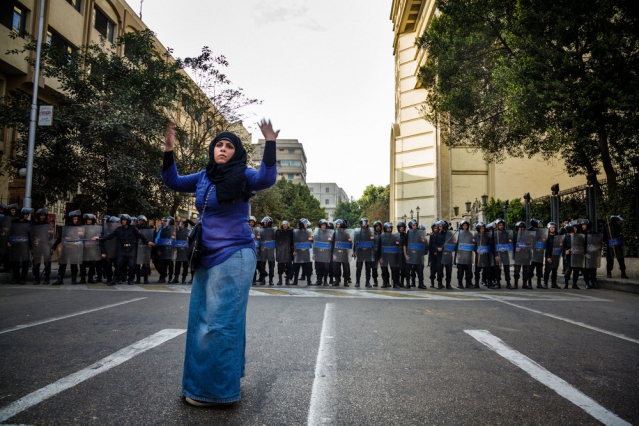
xmin=465 ymin=201 xmax=471 ymax=213
xmin=481 ymin=194 xmax=488 ymax=207
xmin=586 ymin=174 xmax=598 ymax=233
xmin=402 ymin=214 xmax=407 ymax=223
xmin=453 ymin=206 xmax=459 ymax=217
xmin=416 ymin=206 xmax=420 ymax=224
xmin=502 ymin=200 xmax=509 ymax=230
xmin=410 ymin=209 xmax=414 ymax=220
xmin=551 ymin=183 xmax=560 ymax=227
xmin=523 ymin=193 xmax=531 ymax=227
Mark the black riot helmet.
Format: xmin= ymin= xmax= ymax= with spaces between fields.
xmin=120 ymin=214 xmax=131 ymax=225
xmin=68 ymin=209 xmax=82 ymax=218
xmin=373 ymin=220 xmax=382 ymax=230
xmin=0 ymin=203 xmax=6 ymax=212
xmin=83 ymin=213 xmax=96 ymax=225
xmin=137 ymin=215 xmax=148 ymax=224
xmin=515 ymin=221 xmax=526 ymax=230
xmin=261 ymin=216 xmax=273 ymax=228
xmin=383 ymin=222 xmax=393 ymax=232
xmin=297 ymin=218 xmax=306 ymax=229
xmin=530 ymin=218 xmax=541 ymax=228
xmin=431 ymin=222 xmax=438 ymax=231
xmin=6 ymin=204 xmax=18 ymax=215
xmin=281 ymin=220 xmax=289 ymax=229
xmin=318 ymin=219 xmax=328 ymax=228
xmin=334 ymin=219 xmax=346 ymax=229
xmin=460 ymin=220 xmax=470 ymax=230
xmin=165 ymin=216 xmax=175 ymax=226
xmin=109 ymin=216 xmax=120 ymax=223
xmin=360 ymin=217 xmax=369 ymax=227
xmin=36 ymin=208 xmax=48 ymax=217
xmin=486 ymin=223 xmax=495 ymax=231
xmin=327 ymin=221 xmax=335 ymax=230
xmin=418 ymin=225 xmax=426 ymax=230
xmin=475 ymin=221 xmax=485 ymax=232
xmin=396 ymin=221 xmax=406 ymax=232
xmin=408 ymin=219 xmax=418 ymax=229
xmin=609 ymin=214 xmax=624 ymax=223
xmin=20 ymin=207 xmax=33 ymax=219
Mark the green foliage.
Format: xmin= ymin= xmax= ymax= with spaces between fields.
xmin=482 ymin=197 xmax=506 ymax=223
xmin=506 ymin=198 xmax=525 ymax=227
xmin=358 ymin=184 xmax=390 ymax=223
xmin=333 ymin=199 xmax=362 ymax=229
xmin=250 ymin=177 xmax=325 ymax=227
xmin=0 ymin=30 xmax=185 ymax=216
xmin=417 ymin=0 xmax=639 ymax=184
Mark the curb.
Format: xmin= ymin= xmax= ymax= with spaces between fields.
xmin=597 ymin=278 xmax=639 ymax=294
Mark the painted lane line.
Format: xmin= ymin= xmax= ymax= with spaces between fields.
xmin=485 ymin=297 xmax=639 ymax=344
xmin=0 ymin=298 xmax=148 ymax=335
xmin=465 ymin=330 xmax=631 ymax=426
xmin=307 ymin=303 xmax=337 ymax=426
xmin=0 ymin=329 xmax=185 ymax=423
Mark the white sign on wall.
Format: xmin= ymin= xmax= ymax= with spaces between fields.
xmin=38 ymin=105 xmax=53 ymax=126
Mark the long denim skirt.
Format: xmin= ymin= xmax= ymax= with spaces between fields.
xmin=182 ymin=247 xmax=256 ymax=403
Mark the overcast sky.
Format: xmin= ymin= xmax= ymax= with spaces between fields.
xmin=130 ymin=0 xmax=396 ymax=199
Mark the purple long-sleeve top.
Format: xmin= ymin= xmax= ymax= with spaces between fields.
xmin=161 ymin=160 xmax=277 ymax=269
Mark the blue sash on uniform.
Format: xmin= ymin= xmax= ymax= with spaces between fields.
xmin=409 ymin=243 xmax=423 ymax=251
xmin=315 ymin=242 xmax=331 ymax=249
xmin=609 ymin=237 xmax=622 ymax=246
xmin=357 ymin=241 xmax=374 ymax=249
xmin=445 ymin=244 xmax=457 ymax=251
xmin=382 ymin=246 xmax=398 ymax=253
xmin=262 ymin=241 xmax=276 ymax=248
xmin=335 ymin=242 xmax=352 ymax=249
xmin=173 ymin=240 xmax=188 ymax=249
xmin=496 ymin=244 xmax=512 ymax=252
xmin=553 ymin=248 xmax=563 ymax=255
xmin=535 ymin=242 xmax=547 ymax=249
xmin=157 ymin=238 xmax=172 ymax=247
xmin=295 ymin=242 xmax=312 ymax=250
xmin=459 ymin=243 xmax=474 ymax=251
xmin=477 ymin=246 xmax=491 ymax=254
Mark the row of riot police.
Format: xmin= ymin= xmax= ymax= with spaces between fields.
xmin=0 ymin=207 xmax=195 ymax=286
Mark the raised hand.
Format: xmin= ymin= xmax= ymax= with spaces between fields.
xmin=165 ymin=119 xmax=176 ymax=152
xmin=258 ymin=119 xmax=280 ymax=141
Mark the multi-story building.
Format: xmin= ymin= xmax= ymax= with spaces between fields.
xmin=0 ymin=0 xmax=245 ymax=224
xmin=307 ymin=182 xmax=349 ymax=222
xmin=253 ymin=139 xmax=307 ymax=185
xmin=389 ymin=0 xmax=589 ymax=225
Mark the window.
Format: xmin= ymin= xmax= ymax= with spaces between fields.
xmin=279 ymin=160 xmax=301 ymax=167
xmin=46 ymin=29 xmax=75 ymax=57
xmin=94 ymin=7 xmax=115 ymax=43
xmin=325 ymin=199 xmax=329 ymax=205
xmin=310 ymin=187 xmax=313 ymax=192
xmin=1 ymin=2 xmax=27 ymax=36
xmin=288 ymin=149 xmax=294 ymax=154
xmin=325 ymin=187 xmax=329 ymax=193
xmin=287 ymin=174 xmax=294 ymax=179
xmin=66 ymin=0 xmax=81 ymax=13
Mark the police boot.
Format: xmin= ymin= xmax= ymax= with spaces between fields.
xmin=537 ymin=278 xmax=544 ymax=289
xmin=373 ymin=278 xmax=378 ymax=287
xmin=506 ymin=280 xmax=512 ymax=290
xmin=53 ymin=276 xmax=63 ymax=285
xmin=621 ymin=271 xmax=629 ymax=279
xmin=513 ymin=278 xmax=519 ymax=289
xmin=106 ymin=279 xmax=116 ymax=286
xmin=572 ymin=282 xmax=580 ymax=290
xmin=445 ymin=281 xmax=453 ymax=289
xmin=585 ymin=280 xmax=592 ymax=289
xmin=269 ymin=278 xmax=274 ymax=285
xmin=457 ymin=279 xmax=464 ymax=289
xmin=171 ymin=276 xmax=179 ymax=283
xmin=293 ymin=276 xmax=298 ymax=286
xmin=343 ymin=280 xmax=349 ymax=287
xmin=606 ymin=272 xmax=612 ymax=278
xmin=182 ymin=275 xmax=187 ymax=283
xmin=285 ymin=277 xmax=291 ymax=285
xmin=551 ymin=280 xmax=560 ymax=289
xmin=430 ymin=279 xmax=435 ymax=288
xmin=411 ymin=278 xmax=416 ymax=288
xmin=365 ymin=281 xmax=372 ymax=288
xmin=79 ymin=275 xmax=86 ymax=284
xmin=43 ymin=276 xmax=50 ymax=285
xmin=143 ymin=275 xmax=149 ymax=284
xmin=128 ymin=277 xmax=135 ymax=285
xmin=333 ymin=279 xmax=341 ymax=287
xmin=437 ymin=281 xmax=444 ymax=290
xmin=71 ymin=275 xmax=78 ymax=285
xmin=158 ymin=276 xmax=166 ymax=283
xmin=418 ymin=280 xmax=427 ymax=289
xmin=355 ymin=280 xmax=360 ymax=287
xmin=277 ymin=274 xmax=282 ymax=285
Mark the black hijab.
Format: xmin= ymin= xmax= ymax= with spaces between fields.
xmin=205 ymin=132 xmax=252 ymax=204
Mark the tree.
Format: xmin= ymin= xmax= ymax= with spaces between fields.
xmin=358 ymin=184 xmax=390 ymax=223
xmin=250 ymin=178 xmax=325 ymax=226
xmin=0 ymin=30 xmax=185 ymax=216
xmin=333 ymin=199 xmax=362 ymax=229
xmin=417 ymin=0 xmax=639 ymax=184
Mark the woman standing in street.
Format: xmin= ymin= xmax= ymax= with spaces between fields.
xmin=162 ymin=119 xmax=278 ymax=406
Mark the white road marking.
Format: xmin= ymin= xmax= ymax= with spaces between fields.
xmin=0 ymin=298 xmax=148 ymax=335
xmin=486 ymin=297 xmax=639 ymax=344
xmin=465 ymin=330 xmax=631 ymax=426
xmin=0 ymin=329 xmax=186 ymax=423
xmin=307 ymin=303 xmax=337 ymax=426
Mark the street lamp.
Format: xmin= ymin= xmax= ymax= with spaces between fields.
xmin=481 ymin=194 xmax=488 ymax=207
xmin=402 ymin=214 xmax=407 ymax=222
xmin=19 ymin=168 xmax=27 ymax=178
xmin=502 ymin=200 xmax=509 ymax=230
xmin=410 ymin=209 xmax=414 ymax=220
xmin=465 ymin=201 xmax=471 ymax=213
xmin=453 ymin=206 xmax=459 ymax=217
xmin=416 ymin=206 xmax=420 ymax=223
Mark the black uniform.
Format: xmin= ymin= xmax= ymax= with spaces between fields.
xmin=100 ymin=225 xmax=150 ymax=285
xmin=543 ymin=233 xmax=559 ymax=288
xmin=604 ymin=219 xmax=627 ymax=278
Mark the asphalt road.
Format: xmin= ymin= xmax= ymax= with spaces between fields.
xmin=1 ymin=284 xmax=638 ymax=425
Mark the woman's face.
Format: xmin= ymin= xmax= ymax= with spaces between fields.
xmin=214 ymin=139 xmax=236 ymax=164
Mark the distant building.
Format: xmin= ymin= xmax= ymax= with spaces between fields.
xmin=253 ymin=139 xmax=307 ymax=184
xmin=307 ymin=183 xmax=349 ymax=222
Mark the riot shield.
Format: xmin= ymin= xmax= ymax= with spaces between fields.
xmin=456 ymin=230 xmax=475 ymax=265
xmin=354 ymin=228 xmax=375 ymax=262
xmin=136 ymin=228 xmax=154 ymax=264
xmin=406 ymin=229 xmax=426 ymax=265
xmin=156 ymin=225 xmax=175 ymax=261
xmin=441 ymin=231 xmax=458 ymax=265
xmin=260 ymin=227 xmax=277 ymax=262
xmin=494 ymin=230 xmax=514 ymax=266
xmin=60 ymin=226 xmax=84 ymax=265
xmin=174 ymin=228 xmax=189 ymax=262
xmin=9 ymin=222 xmax=31 ymax=262
xmin=83 ymin=225 xmax=103 ymax=262
xmin=475 ymin=232 xmax=494 ymax=267
xmin=550 ymin=234 xmax=563 ymax=269
xmin=0 ymin=216 xmax=13 ymax=255
xmin=514 ymin=231 xmax=535 ymax=266
xmin=585 ymin=233 xmax=603 ymax=269
xmin=373 ymin=233 xmax=382 ymax=262
xmin=532 ymin=228 xmax=549 ymax=264
xmin=380 ymin=233 xmax=399 ymax=268
xmin=103 ymin=222 xmax=120 ymax=259
xmin=313 ymin=228 xmax=333 ymax=263
xmin=276 ymin=229 xmax=294 ymax=263
xmin=570 ymin=233 xmax=586 ymax=268
xmin=333 ymin=229 xmax=354 ymax=263
xmin=31 ymin=223 xmax=54 ymax=264
xmin=293 ymin=228 xmax=313 ymax=263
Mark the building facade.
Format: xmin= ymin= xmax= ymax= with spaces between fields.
xmin=389 ymin=0 xmax=589 ymax=226
xmin=253 ymin=139 xmax=307 ymax=185
xmin=307 ymin=182 xmax=349 ymax=222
